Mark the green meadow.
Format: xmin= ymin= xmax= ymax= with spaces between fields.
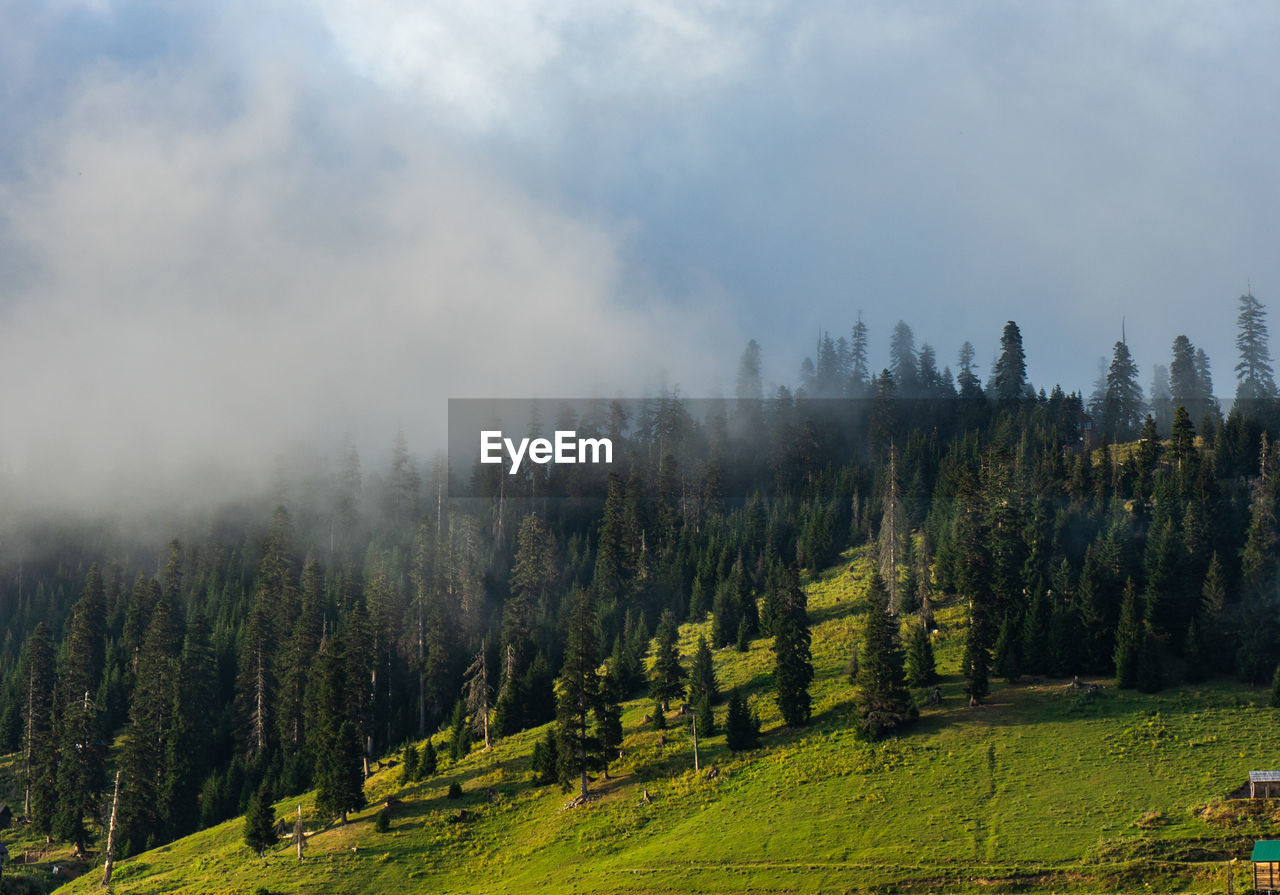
xmin=9 ymin=548 xmax=1277 ymax=894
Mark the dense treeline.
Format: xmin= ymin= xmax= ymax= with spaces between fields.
xmin=2 ymin=292 xmax=1280 ymax=858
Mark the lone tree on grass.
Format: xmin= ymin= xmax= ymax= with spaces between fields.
xmin=854 ymin=569 xmax=916 ymax=739
xmin=418 ymin=738 xmax=438 ymax=779
xmin=773 ymin=566 xmax=813 ymax=727
xmin=649 ymin=609 xmax=686 ymax=717
xmin=244 ymin=785 xmax=277 ymax=858
xmin=401 ymin=742 xmax=419 ymax=783
xmin=904 ymin=621 xmax=938 ymax=688
xmin=724 ymin=689 xmax=760 ymax=752
xmin=556 ymin=588 xmax=602 ymax=800
xmin=688 ymin=635 xmax=719 ymax=706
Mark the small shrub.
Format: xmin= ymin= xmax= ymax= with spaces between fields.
xmin=374 ymin=808 xmax=390 ymax=833
xmin=447 ymin=782 xmax=463 ymax=800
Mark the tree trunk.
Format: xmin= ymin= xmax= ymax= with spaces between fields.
xmin=101 ymin=771 xmax=122 ymax=886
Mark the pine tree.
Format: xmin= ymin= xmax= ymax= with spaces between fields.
xmin=276 ymin=557 xmax=323 ymax=752
xmin=1270 ymin=663 xmax=1280 ymax=709
xmin=992 ymin=613 xmax=1020 ymax=683
xmin=54 ymin=576 xmax=108 ymax=850
xmin=957 ymin=341 xmax=983 ymax=401
xmin=530 ymin=728 xmax=559 ymax=785
xmin=1103 ymin=339 xmax=1145 ymax=441
xmin=164 ymin=610 xmax=217 ymax=838
xmin=724 ymin=689 xmax=760 ymax=751
xmin=312 ymin=638 xmax=365 ymax=823
xmin=463 ymin=641 xmax=492 ymax=750
xmin=993 ymin=320 xmax=1027 ymax=403
xmin=1114 ymin=581 xmax=1141 ymax=689
xmin=19 ymin=623 xmax=55 ymax=828
xmin=737 ymin=339 xmax=764 ymax=401
xmin=1135 ymin=620 xmax=1164 ymax=694
xmin=596 ymin=667 xmax=623 ymax=780
xmin=447 ymin=699 xmax=471 ymax=762
xmin=687 ymin=636 xmax=719 ymax=708
xmin=244 ymin=785 xmax=278 ymax=858
xmin=236 ymin=588 xmax=276 ymax=759
xmin=890 ymin=321 xmax=919 ymax=397
xmin=953 ymin=469 xmax=993 ymax=703
xmin=904 ymin=621 xmax=938 ymax=688
xmin=854 ymin=570 xmax=916 ymax=738
xmin=1235 ymin=290 xmax=1277 ymax=404
xmin=711 ymin=578 xmax=741 ymax=649
xmin=1020 ymin=587 xmax=1051 ymax=676
xmin=556 ymin=588 xmax=602 ymax=799
xmin=695 ymin=692 xmax=716 ymax=737
xmin=649 ymin=609 xmax=686 ymax=713
xmin=849 ymin=315 xmax=870 ymax=397
xmin=878 ymin=449 xmax=905 ymax=612
xmin=1183 ymin=617 xmax=1206 ymax=684
xmin=773 ymin=568 xmax=814 ymax=727
xmin=419 ymin=738 xmax=438 ymax=779
xmin=1169 ymin=406 xmax=1197 ymax=470
xmin=118 ymin=599 xmax=181 ymax=855
xmin=507 ymin=514 xmax=556 ymax=670
xmin=401 ymin=743 xmax=419 ymax=783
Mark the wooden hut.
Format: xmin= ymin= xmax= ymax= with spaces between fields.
xmin=1254 ymin=841 xmax=1280 ymax=893
xmin=1250 ymin=771 xmax=1280 ymax=799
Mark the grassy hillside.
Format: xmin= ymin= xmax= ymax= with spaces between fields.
xmin=30 ymin=549 xmax=1280 ymax=893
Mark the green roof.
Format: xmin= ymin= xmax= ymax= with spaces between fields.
xmin=1253 ymin=841 xmax=1280 ymax=862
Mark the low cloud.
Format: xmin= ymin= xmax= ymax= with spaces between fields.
xmin=0 ymin=46 xmax=731 ymax=515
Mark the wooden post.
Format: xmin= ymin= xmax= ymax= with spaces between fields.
xmin=293 ymin=805 xmax=305 ymax=862
xmin=1226 ymin=858 xmax=1233 ymax=895
xmin=102 ymin=770 xmax=122 ymax=886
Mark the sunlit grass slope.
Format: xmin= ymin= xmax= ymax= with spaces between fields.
xmin=50 ymin=548 xmax=1280 ymax=894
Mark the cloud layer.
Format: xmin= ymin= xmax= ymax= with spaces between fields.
xmin=3 ymin=1 xmax=1280 ymax=513
xmin=0 ymin=21 xmax=729 ymax=512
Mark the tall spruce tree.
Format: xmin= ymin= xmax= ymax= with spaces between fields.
xmin=312 ymin=637 xmax=365 ymax=823
xmin=854 ymin=570 xmax=915 ymax=738
xmin=244 ymin=785 xmax=278 ymax=858
xmin=953 ymin=469 xmax=993 ymax=702
xmin=1235 ymin=290 xmax=1277 ymax=404
xmin=904 ymin=621 xmax=938 ymax=688
xmin=773 ymin=567 xmax=814 ymax=727
xmin=596 ymin=667 xmax=624 ymax=780
xmin=688 ymin=635 xmax=719 ymax=707
xmin=993 ymin=320 xmax=1027 ymax=403
xmin=556 ymin=588 xmax=602 ymax=800
xmin=724 ymin=689 xmax=760 ymax=751
xmin=54 ymin=576 xmax=108 ymax=851
xmin=1114 ymin=580 xmax=1141 ymax=689
xmin=20 ymin=623 xmax=55 ymax=828
xmin=118 ymin=599 xmax=181 ymax=856
xmin=649 ymin=609 xmax=686 ymax=715
xmin=1103 ymin=339 xmax=1145 ymax=441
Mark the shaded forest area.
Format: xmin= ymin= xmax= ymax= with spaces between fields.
xmin=2 ymin=295 xmax=1280 ymax=863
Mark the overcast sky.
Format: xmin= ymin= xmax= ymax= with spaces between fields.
xmin=1 ymin=1 xmax=1278 ymax=506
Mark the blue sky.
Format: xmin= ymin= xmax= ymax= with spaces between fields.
xmin=1 ymin=0 xmax=1278 ymax=504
